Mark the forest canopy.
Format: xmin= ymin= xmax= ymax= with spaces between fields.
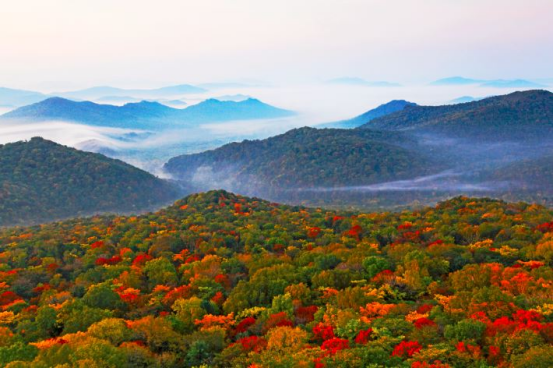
xmin=0 ymin=190 xmax=550 ymax=367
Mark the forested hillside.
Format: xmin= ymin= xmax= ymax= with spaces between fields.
xmin=0 ymin=190 xmax=550 ymax=367
xmin=359 ymin=90 xmax=552 ymax=142
xmin=0 ymin=138 xmax=182 ymax=226
xmin=165 ymin=127 xmax=439 ymax=197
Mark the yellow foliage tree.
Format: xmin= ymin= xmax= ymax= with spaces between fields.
xmin=266 ymin=326 xmax=308 ymax=352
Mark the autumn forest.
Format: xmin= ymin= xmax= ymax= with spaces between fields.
xmin=0 ymin=191 xmax=550 ymax=367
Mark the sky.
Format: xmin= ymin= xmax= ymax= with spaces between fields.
xmin=0 ymin=0 xmax=552 ymax=90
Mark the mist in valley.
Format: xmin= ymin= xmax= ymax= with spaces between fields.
xmin=0 ymin=82 xmax=551 ymax=210
xmin=168 ymin=124 xmax=553 ymax=210
xmin=1 ymin=83 xmax=550 ymax=166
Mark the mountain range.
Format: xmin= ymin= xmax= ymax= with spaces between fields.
xmin=55 ymin=84 xmax=206 ymax=100
xmin=0 ymin=85 xmax=209 ymax=108
xmin=0 ymin=87 xmax=48 ymax=107
xmin=431 ymin=76 xmax=544 ymax=88
xmin=321 ymin=100 xmax=417 ymax=128
xmin=0 ymin=137 xmax=183 ymax=226
xmin=165 ymin=90 xmax=553 ymax=208
xmin=1 ymin=97 xmax=295 ymax=129
xmin=1 ymin=89 xmax=551 ymax=217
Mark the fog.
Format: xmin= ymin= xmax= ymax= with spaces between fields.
xmin=0 ymin=121 xmax=136 ymax=147
xmin=183 ymin=83 xmax=547 ymax=123
xmin=294 ymin=171 xmax=506 ymax=193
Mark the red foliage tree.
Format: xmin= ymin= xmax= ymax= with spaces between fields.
xmin=414 ymin=317 xmax=436 ymax=329
xmin=235 ymin=317 xmax=256 ymax=334
xmin=264 ymin=312 xmax=293 ymax=331
xmin=295 ymin=305 xmax=318 ymax=324
xmin=392 ymin=341 xmax=423 ymax=358
xmin=354 ymin=328 xmax=373 ymax=344
xmin=308 ymin=227 xmax=322 ymax=238
xmin=321 ymin=337 xmax=349 ymax=355
xmin=312 ymin=323 xmax=335 ymax=341
xmin=235 ymin=335 xmax=267 ymax=353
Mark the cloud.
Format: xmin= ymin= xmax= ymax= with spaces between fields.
xmin=0 ymin=121 xmax=138 ymax=148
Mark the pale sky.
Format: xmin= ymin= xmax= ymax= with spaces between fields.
xmin=1 ymin=0 xmax=552 ymax=90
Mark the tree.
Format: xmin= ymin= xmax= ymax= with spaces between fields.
xmin=266 ymin=326 xmax=308 ymax=352
xmin=143 ymin=258 xmax=179 ymax=288
xmin=87 ymin=318 xmax=131 ymax=345
xmin=444 ymin=319 xmax=486 ymax=342
xmin=363 ymin=256 xmax=392 ymax=279
xmin=82 ymin=283 xmax=122 ymax=310
xmin=173 ymin=297 xmax=207 ymax=333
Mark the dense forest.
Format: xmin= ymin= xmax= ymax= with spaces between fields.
xmin=165 ymin=127 xmax=439 ymax=195
xmin=359 ymin=90 xmax=552 ymax=143
xmin=0 ymin=138 xmax=182 ymax=226
xmin=0 ymin=190 xmax=550 ymax=367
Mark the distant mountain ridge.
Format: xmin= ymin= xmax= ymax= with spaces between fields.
xmin=0 ymin=137 xmax=182 ymax=226
xmin=430 ymin=76 xmax=484 ymax=85
xmin=359 ymin=90 xmax=553 ymax=142
xmin=431 ymin=76 xmax=544 ymax=88
xmin=448 ymin=96 xmax=483 ymax=104
xmin=55 ymin=84 xmax=206 ymax=100
xmin=321 ymin=100 xmax=417 ymax=128
xmin=1 ymin=97 xmax=295 ymax=129
xmin=0 ymin=87 xmax=48 ymax=107
xmin=479 ymin=79 xmax=546 ymax=88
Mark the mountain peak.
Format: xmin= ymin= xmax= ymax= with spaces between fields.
xmin=321 ymin=99 xmax=417 ymax=129
xmin=430 ymin=76 xmax=484 ymax=85
xmin=123 ymin=100 xmax=168 ymax=108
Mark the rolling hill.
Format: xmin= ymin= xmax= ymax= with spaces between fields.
xmin=0 ymin=137 xmax=182 ymax=226
xmin=359 ymin=90 xmax=553 ymax=142
xmin=1 ymin=97 xmax=295 ymax=129
xmin=164 ymin=127 xmax=439 ymax=199
xmin=322 ymin=100 xmax=417 ymax=128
